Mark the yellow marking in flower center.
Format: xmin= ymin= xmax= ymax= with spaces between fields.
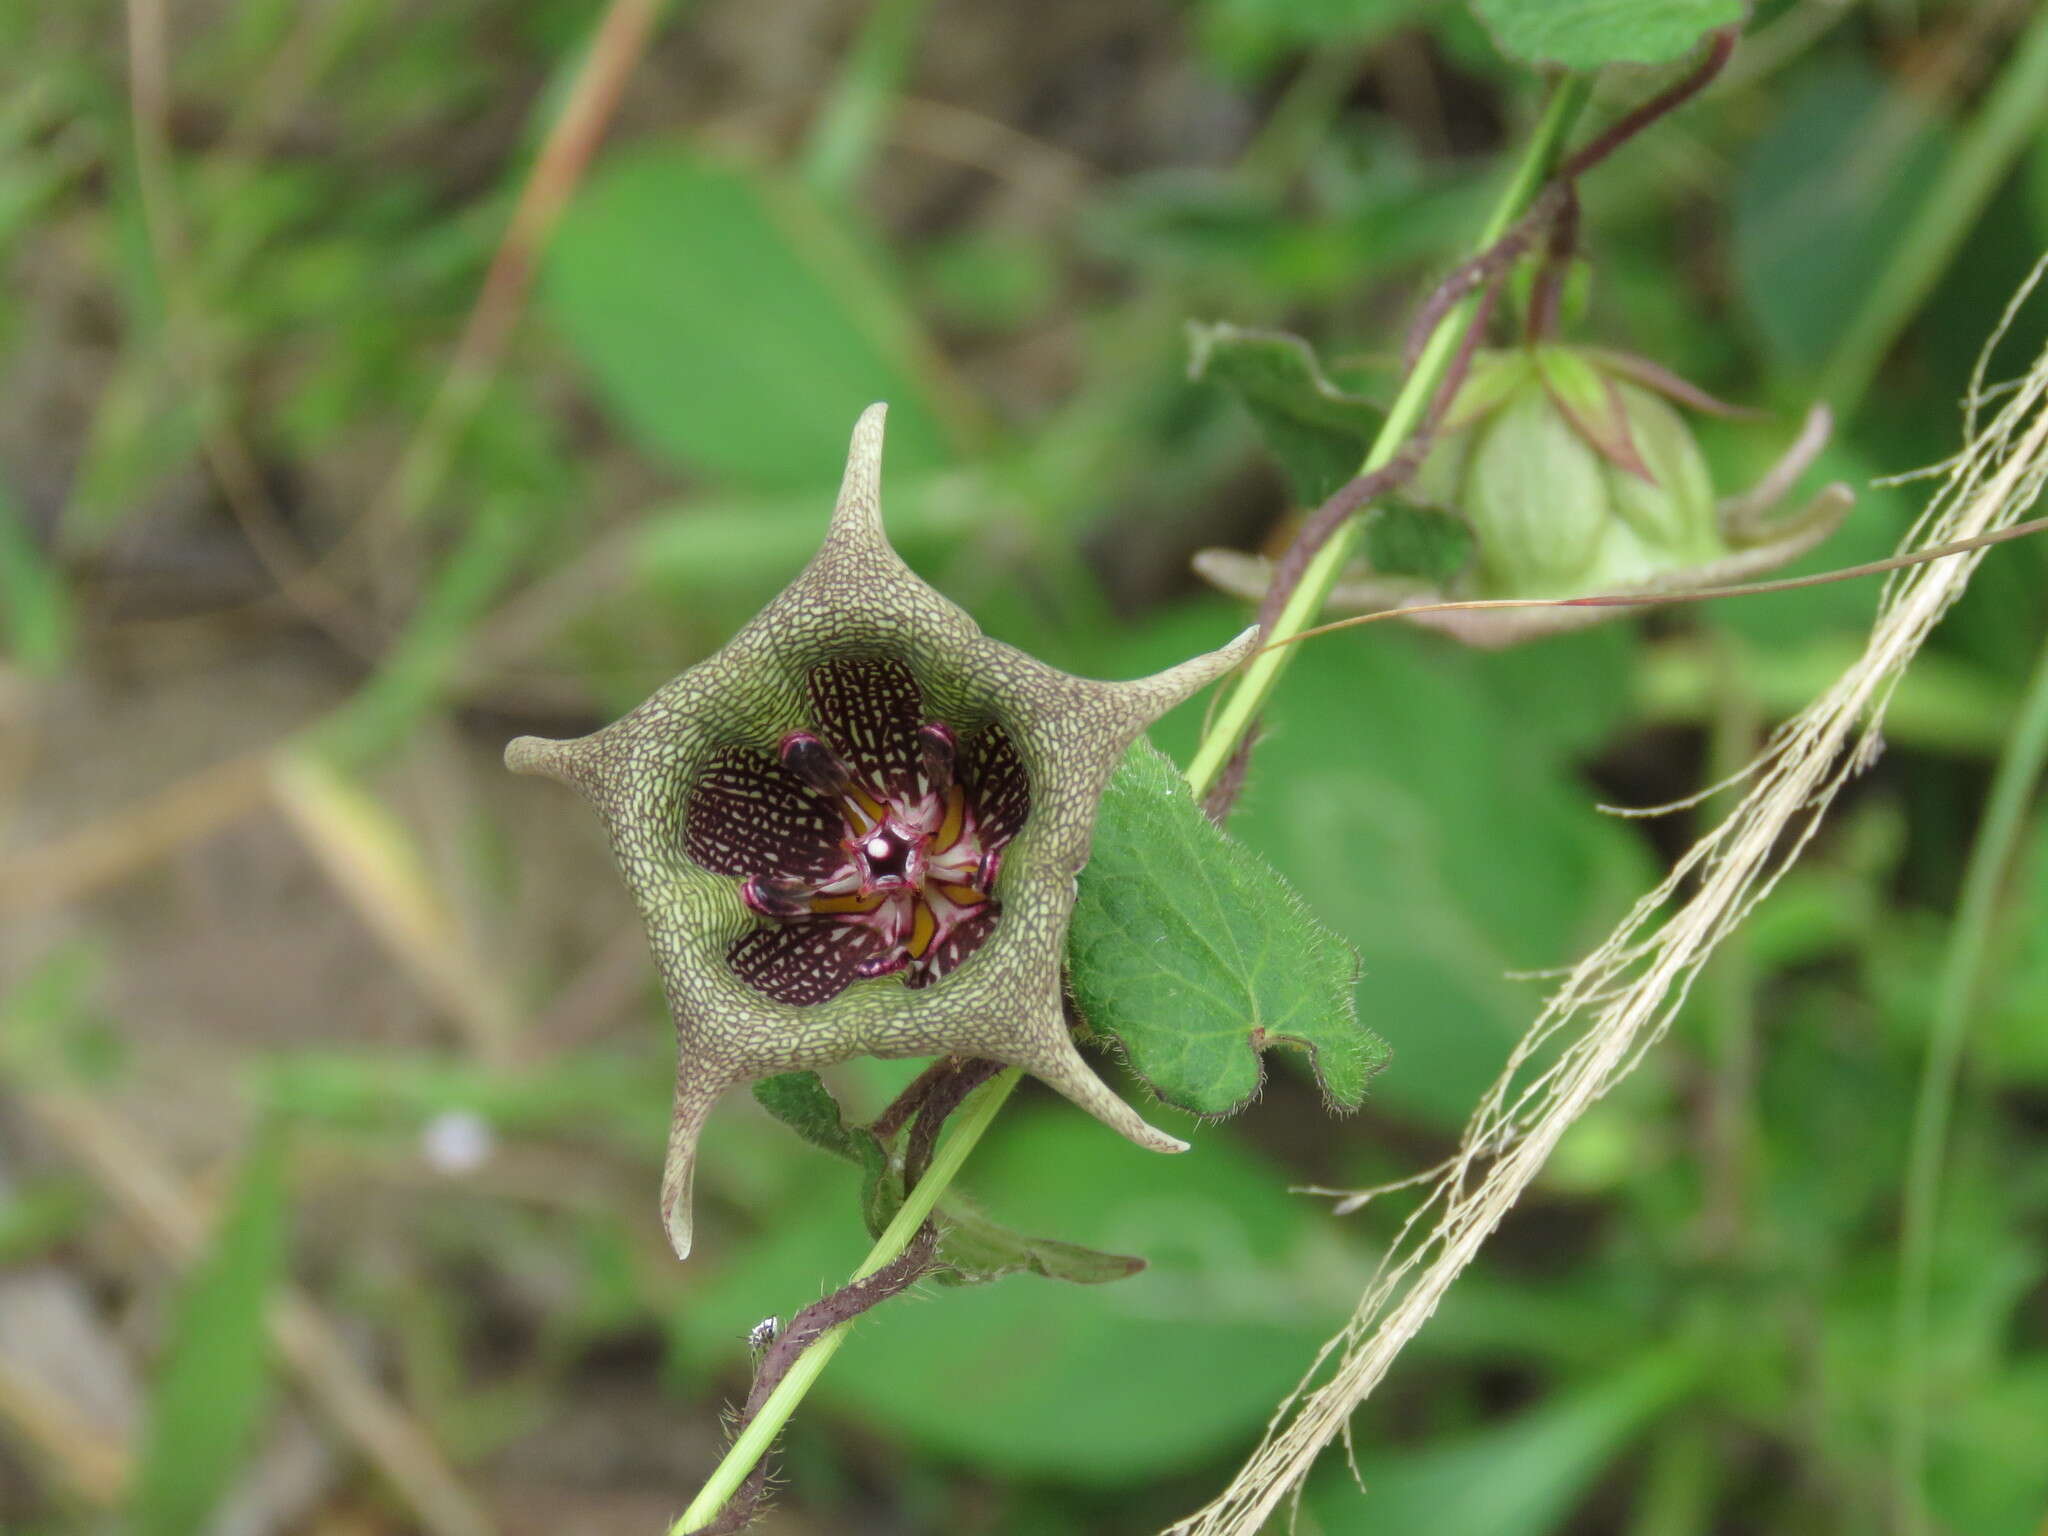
xmin=907 ymin=898 xmax=937 ymax=958
xmin=935 ymin=881 xmax=986 ymax=906
xmin=934 ymin=785 xmax=966 ymax=851
xmin=844 ymin=787 xmax=886 ymax=832
xmin=810 ymin=891 xmax=885 ymax=915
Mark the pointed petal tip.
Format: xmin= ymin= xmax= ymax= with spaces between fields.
xmin=824 ymin=404 xmax=893 ymax=555
xmin=660 ymin=1068 xmax=725 ymax=1263
xmin=662 ymin=1187 xmax=695 ymax=1262
xmin=660 ymin=1136 xmax=698 ymax=1262
xmin=1027 ymin=1041 xmax=1189 ymax=1155
xmin=1111 ymin=623 xmax=1259 ymax=727
xmin=505 ymin=734 xmax=575 ymax=782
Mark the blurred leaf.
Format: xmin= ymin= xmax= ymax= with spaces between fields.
xmin=1758 ymin=997 xmax=1913 ymax=1249
xmin=1196 ymin=0 xmax=1435 ymax=75
xmin=63 ymin=352 xmax=201 ymax=538
xmin=0 ymin=474 xmax=70 ymax=675
xmin=1733 ymin=59 xmax=1951 ymax=376
xmin=314 ymin=494 xmax=535 ymax=767
xmin=1638 ymin=633 xmax=2017 ymax=756
xmin=1070 ymin=740 xmax=1385 ymax=1117
xmin=1470 ymin=0 xmax=1741 ymax=69
xmin=632 ymin=467 xmax=981 ymax=630
xmin=1313 ymin=1347 xmax=1700 ymax=1534
xmin=544 ymin=146 xmax=958 ymax=490
xmin=1416 ymin=1267 xmax=1654 ymax=1372
xmin=1984 ymin=813 xmax=2048 ymax=1084
xmin=912 ymin=231 xmax=1057 ymax=332
xmin=1929 ymin=1358 xmax=2048 ymax=1536
xmin=1188 ymin=320 xmax=1382 ymax=505
xmin=261 ymin=1050 xmax=668 ymax=1155
xmin=131 ymin=1125 xmax=290 ymax=1536
xmin=1089 ymin=170 xmax=1467 ymax=302
xmin=0 ymin=938 xmax=123 ymax=1085
xmin=800 ymin=0 xmax=931 ymax=199
xmin=679 ymin=1107 xmax=1358 ymax=1482
xmin=0 ymin=1176 xmax=90 ymax=1264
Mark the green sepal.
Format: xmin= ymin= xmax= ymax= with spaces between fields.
xmin=1535 ymin=345 xmax=1651 ymax=482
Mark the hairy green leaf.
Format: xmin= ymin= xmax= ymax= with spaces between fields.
xmin=752 ymin=1070 xmax=871 ymax=1164
xmin=751 ymin=1071 xmax=898 ymax=1234
xmin=1187 ymin=320 xmax=1468 ymax=579
xmin=1069 ymin=740 xmax=1386 ymax=1116
xmin=131 ymin=1125 xmax=291 ymax=1536
xmin=930 ymin=1203 xmax=1147 ymax=1286
xmin=1471 ymin=0 xmax=1741 ymax=69
xmin=1187 ymin=319 xmax=1381 ymax=505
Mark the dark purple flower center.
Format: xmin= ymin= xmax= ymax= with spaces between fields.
xmin=683 ymin=656 xmax=1030 ymax=1007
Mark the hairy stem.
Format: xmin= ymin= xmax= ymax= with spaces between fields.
xmin=1890 ymin=626 xmax=2048 ymax=1534
xmin=1182 ymin=76 xmax=1591 ymax=802
xmin=674 ymin=1068 xmax=1023 ymax=1534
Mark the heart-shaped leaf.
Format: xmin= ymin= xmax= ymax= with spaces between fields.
xmin=1068 ymin=740 xmax=1388 ymax=1117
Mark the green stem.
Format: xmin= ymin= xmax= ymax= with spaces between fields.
xmin=1890 ymin=628 xmax=2048 ymax=1535
xmin=1182 ymin=75 xmax=1592 ymax=801
xmin=1817 ymin=6 xmax=2048 ymax=415
xmin=674 ymin=1068 xmax=1023 ymax=1534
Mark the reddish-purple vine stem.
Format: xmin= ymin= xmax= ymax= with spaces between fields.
xmin=1525 ymin=182 xmax=1580 ymax=342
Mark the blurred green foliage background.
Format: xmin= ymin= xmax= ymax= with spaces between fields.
xmin=3 ymin=1 xmax=2047 ymax=1533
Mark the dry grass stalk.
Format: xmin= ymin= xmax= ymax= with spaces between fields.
xmin=1166 ymin=260 xmax=2048 ymax=1535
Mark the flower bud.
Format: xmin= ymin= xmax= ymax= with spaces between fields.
xmin=1196 ymin=343 xmax=1854 ymax=648
xmin=1413 ymin=345 xmax=1725 ymax=598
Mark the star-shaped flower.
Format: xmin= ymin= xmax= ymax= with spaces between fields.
xmin=509 ymin=406 xmax=1255 ymax=1258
